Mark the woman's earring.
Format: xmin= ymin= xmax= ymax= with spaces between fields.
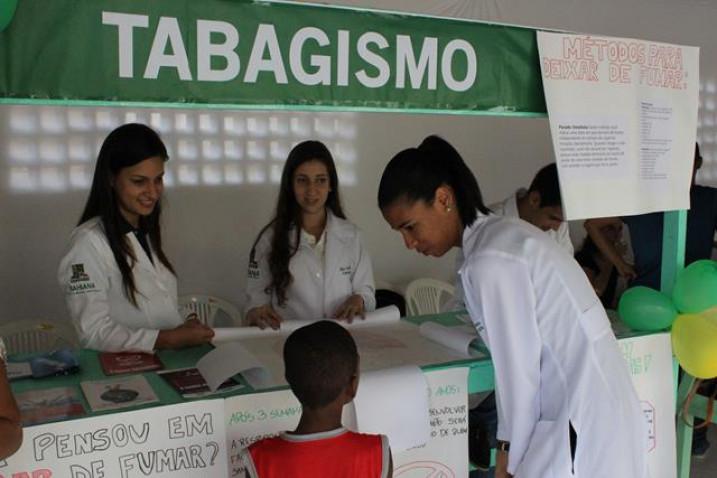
xmin=446 ymin=205 xmax=452 ymax=212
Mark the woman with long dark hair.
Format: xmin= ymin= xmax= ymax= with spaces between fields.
xmin=245 ymin=140 xmax=375 ymax=329
xmin=378 ymin=135 xmax=648 ymax=478
xmin=58 ymin=123 xmax=214 ymax=352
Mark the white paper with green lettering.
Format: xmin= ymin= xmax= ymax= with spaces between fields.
xmin=620 ymin=332 xmax=676 ymax=478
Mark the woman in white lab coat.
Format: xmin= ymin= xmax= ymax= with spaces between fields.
xmin=245 ymin=140 xmax=375 ymax=329
xmin=58 ymin=123 xmax=214 ymax=352
xmin=378 ymin=136 xmax=649 ymax=478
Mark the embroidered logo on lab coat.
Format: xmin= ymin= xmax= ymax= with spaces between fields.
xmin=68 ymin=263 xmax=97 ymax=294
xmin=248 ymin=260 xmax=260 ymax=279
xmin=70 ymin=264 xmax=90 ymax=283
xmin=339 ymin=265 xmax=352 ymax=276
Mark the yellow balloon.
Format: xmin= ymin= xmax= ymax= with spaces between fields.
xmin=671 ymin=309 xmax=717 ymax=379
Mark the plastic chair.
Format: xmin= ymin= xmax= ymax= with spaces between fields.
xmin=404 ymin=278 xmax=455 ymax=317
xmin=178 ymin=294 xmax=242 ymax=327
xmin=0 ymin=320 xmax=79 ymax=355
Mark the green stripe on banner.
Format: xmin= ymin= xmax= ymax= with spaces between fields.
xmin=0 ymin=0 xmax=547 ymax=114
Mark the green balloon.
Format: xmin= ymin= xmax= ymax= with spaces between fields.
xmin=0 ymin=0 xmax=17 ymax=33
xmin=673 ymin=259 xmax=717 ymax=313
xmin=618 ymin=286 xmax=677 ymax=331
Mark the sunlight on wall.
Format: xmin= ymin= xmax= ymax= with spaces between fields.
xmin=3 ymin=106 xmax=358 ymax=193
xmin=697 ymin=79 xmax=717 ymax=183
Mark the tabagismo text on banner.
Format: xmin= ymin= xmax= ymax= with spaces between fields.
xmin=0 ymin=0 xmax=545 ymax=113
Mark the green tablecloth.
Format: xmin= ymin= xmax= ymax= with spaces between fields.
xmin=8 ymin=312 xmax=651 ymax=422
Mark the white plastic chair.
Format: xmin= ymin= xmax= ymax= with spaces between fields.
xmin=178 ymin=294 xmax=242 ymax=327
xmin=404 ymin=278 xmax=455 ymax=317
xmin=0 ymin=320 xmax=78 ymax=355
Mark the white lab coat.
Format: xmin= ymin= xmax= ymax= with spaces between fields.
xmin=245 ymin=212 xmax=376 ymax=320
xmin=58 ymin=217 xmax=183 ymax=352
xmin=460 ymin=213 xmax=649 ymax=478
xmin=447 ymin=190 xmax=573 ymax=312
xmin=490 ymin=189 xmax=574 ymax=255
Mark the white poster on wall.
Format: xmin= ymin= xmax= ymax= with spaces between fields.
xmin=0 ymin=399 xmax=228 ymax=478
xmin=619 ymin=333 xmax=676 ymax=478
xmin=224 ymin=367 xmax=469 ymax=478
xmin=393 ymin=367 xmax=470 ymax=478
xmin=537 ymin=31 xmax=699 ymax=219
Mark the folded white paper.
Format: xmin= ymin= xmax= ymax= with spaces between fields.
xmin=212 ymin=305 xmax=401 ymax=344
xmin=196 ymin=342 xmax=271 ymax=391
xmin=419 ymin=322 xmax=480 ymax=357
xmin=352 ymin=365 xmax=430 ymax=452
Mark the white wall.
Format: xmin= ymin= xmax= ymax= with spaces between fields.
xmin=0 ymin=106 xmax=553 ymax=323
xmin=1 ymin=0 xmax=716 ymax=325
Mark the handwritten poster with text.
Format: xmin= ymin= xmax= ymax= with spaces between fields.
xmin=0 ymin=400 xmax=228 ymax=478
xmin=538 ymin=31 xmax=699 ymax=220
xmin=620 ymin=333 xmax=676 ymax=478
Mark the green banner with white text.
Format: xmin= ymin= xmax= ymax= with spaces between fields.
xmin=0 ymin=0 xmax=546 ymax=114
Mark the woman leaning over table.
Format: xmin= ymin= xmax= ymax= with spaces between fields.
xmin=377 ymin=135 xmax=649 ymax=478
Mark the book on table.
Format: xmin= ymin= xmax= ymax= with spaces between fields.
xmin=158 ymin=367 xmax=245 ymax=398
xmin=99 ymin=351 xmax=164 ymax=375
xmin=81 ymin=375 xmax=159 ymax=412
xmin=15 ymin=386 xmax=86 ymax=425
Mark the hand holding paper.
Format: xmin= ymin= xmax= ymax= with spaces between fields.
xmin=212 ymin=305 xmax=401 ymax=344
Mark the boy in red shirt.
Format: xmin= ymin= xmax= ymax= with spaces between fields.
xmin=239 ymin=320 xmax=393 ymax=478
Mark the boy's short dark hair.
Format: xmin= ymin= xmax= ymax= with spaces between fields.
xmin=284 ymin=320 xmax=359 ymax=409
xmin=528 ymin=163 xmax=561 ymax=208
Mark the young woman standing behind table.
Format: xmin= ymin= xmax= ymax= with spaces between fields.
xmin=245 ymin=140 xmax=375 ymax=329
xmin=58 ymin=124 xmax=214 ymax=352
xmin=378 ymin=136 xmax=649 ymax=478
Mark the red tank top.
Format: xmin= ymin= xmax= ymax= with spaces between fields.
xmin=246 ymin=428 xmax=387 ymax=478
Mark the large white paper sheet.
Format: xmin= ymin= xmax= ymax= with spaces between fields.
xmin=353 ymin=366 xmax=431 ymax=451
xmin=538 ymin=31 xmax=699 ymax=219
xmin=196 ymin=342 xmax=271 ymax=391
xmin=420 ymin=322 xmax=481 ymax=357
xmin=212 ymin=305 xmax=400 ymax=343
xmin=238 ymin=319 xmax=477 ymax=389
xmin=394 ymin=367 xmax=470 ymax=478
xmin=0 ymin=400 xmax=228 ymax=478
xmin=619 ymin=333 xmax=676 ymax=478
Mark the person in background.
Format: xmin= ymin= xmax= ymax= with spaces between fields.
xmin=491 ymin=163 xmax=573 ymax=254
xmin=245 ymin=140 xmax=375 ymax=329
xmin=574 ymin=221 xmax=631 ymax=309
xmin=585 ymin=143 xmax=716 ymax=289
xmin=239 ymin=320 xmax=392 ymax=478
xmin=0 ymin=337 xmax=22 ymax=460
xmin=378 ymin=135 xmax=649 ymax=478
xmin=58 ymin=123 xmax=214 ymax=352
xmin=585 ymin=143 xmax=717 ymax=457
